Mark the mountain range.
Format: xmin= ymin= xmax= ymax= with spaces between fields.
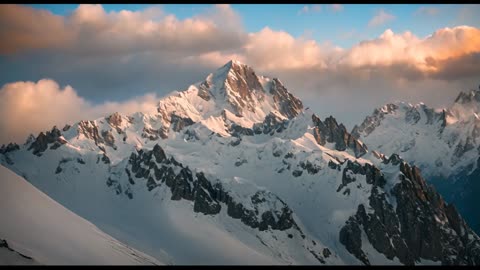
xmin=1 ymin=60 xmax=479 ymax=265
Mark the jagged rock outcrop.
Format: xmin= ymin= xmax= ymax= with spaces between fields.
xmin=142 ymin=126 xmax=168 ymax=140
xmin=351 ymin=104 xmax=398 ymax=139
xmin=222 ymin=61 xmax=266 ymax=116
xmin=352 ymin=89 xmax=480 ymax=239
xmin=194 ymin=60 xmax=303 ymax=120
xmin=27 ymin=126 xmax=66 ymax=156
xmin=77 ymin=121 xmax=104 ymax=146
xmin=229 ymin=123 xmax=254 ymax=137
xmin=339 ymin=154 xmax=480 ymax=265
xmin=312 ymin=114 xmax=367 ymax=158
xmin=253 ymin=113 xmax=289 ymax=135
xmin=101 ymin=130 xmax=116 ymax=150
xmin=62 ymin=124 xmax=71 ymax=132
xmin=455 ymin=90 xmax=480 ymax=104
xmin=0 ymin=143 xmax=20 ymax=154
xmin=170 ymin=114 xmax=194 ymax=132
xmin=125 ymin=144 xmax=304 ymax=234
xmin=268 ymin=78 xmax=303 ymax=119
xmin=106 ymin=112 xmax=123 ymax=134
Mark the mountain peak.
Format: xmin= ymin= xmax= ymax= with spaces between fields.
xmin=454 ymin=89 xmax=480 ymax=104
xmin=214 ymin=59 xmax=257 ymax=83
xmin=195 ymin=61 xmax=303 ymax=119
xmin=226 ymin=59 xmax=244 ymax=66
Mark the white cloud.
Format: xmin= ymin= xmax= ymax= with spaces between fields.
xmin=0 ymin=4 xmax=479 ymax=140
xmin=298 ymin=5 xmax=321 ymax=15
xmin=368 ymin=9 xmax=395 ymax=27
xmin=0 ymin=79 xmax=160 ymax=145
xmin=331 ymin=4 xmax=343 ymax=12
xmin=415 ymin=6 xmax=440 ymax=16
xmin=0 ymin=4 xmax=246 ymax=56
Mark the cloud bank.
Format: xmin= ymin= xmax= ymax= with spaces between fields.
xmin=0 ymin=79 xmax=159 ymax=144
xmin=0 ymin=4 xmax=479 ymax=144
xmin=368 ymin=10 xmax=396 ymax=27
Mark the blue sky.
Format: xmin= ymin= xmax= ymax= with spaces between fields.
xmin=28 ymin=4 xmax=479 ymax=48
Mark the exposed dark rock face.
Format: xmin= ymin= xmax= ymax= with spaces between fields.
xmin=351 ymin=104 xmax=398 ymax=139
xmin=323 ymin=248 xmax=332 ymax=258
xmin=77 ymin=121 xmax=104 ymax=146
xmin=339 ymin=211 xmax=371 ymax=265
xmin=184 ymin=129 xmax=200 ymax=141
xmin=203 ymin=61 xmax=302 ymax=119
xmin=352 ymin=103 xmax=447 ymax=139
xmin=312 ymin=114 xmax=367 ymax=158
xmin=101 ymin=153 xmax=111 ymax=164
xmin=28 ymin=126 xmax=66 ymax=156
xmin=0 ymin=143 xmax=20 ymax=154
xmin=101 ymin=130 xmax=116 ymax=150
xmin=226 ymin=112 xmax=291 ymax=138
xmin=230 ymin=137 xmax=242 ymax=147
xmin=224 ymin=61 xmax=266 ymax=116
xmin=268 ymin=78 xmax=303 ymax=119
xmin=405 ymin=107 xmax=421 ymax=124
xmin=106 ymin=177 xmax=123 ymax=195
xmin=229 ymin=123 xmax=254 ymax=137
xmin=107 ymin=112 xmax=122 ymax=127
xmin=455 ymin=90 xmax=480 ymax=104
xmin=62 ymin=124 xmax=71 ymax=132
xmin=299 ymin=161 xmax=321 ymax=175
xmin=328 ymin=160 xmax=341 ymax=171
xmin=253 ymin=113 xmax=289 ymax=136
xmin=337 ymin=160 xmax=386 ymax=193
xmin=170 ymin=114 xmax=194 ymax=132
xmin=142 ymin=126 xmax=168 ymax=140
xmin=125 ymin=144 xmax=304 ymax=235
xmin=339 ymin=154 xmax=480 ymax=265
xmin=453 ymin=137 xmax=475 ymax=160
xmin=77 ymin=158 xmax=86 ymax=164
xmin=197 ymin=81 xmax=212 ymax=101
xmin=235 ymin=159 xmax=247 ymax=167
xmin=0 ymin=239 xmax=34 ymax=261
xmin=106 ymin=112 xmax=123 ymax=134
xmin=292 ymin=170 xmax=303 ymax=177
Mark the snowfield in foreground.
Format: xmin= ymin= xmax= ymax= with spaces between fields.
xmin=0 ymin=165 xmax=162 ymax=265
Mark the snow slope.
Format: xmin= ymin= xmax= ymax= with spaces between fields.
xmin=0 ymin=165 xmax=162 ymax=265
xmin=352 ymin=89 xmax=480 ymax=233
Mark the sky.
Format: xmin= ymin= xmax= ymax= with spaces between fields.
xmin=0 ymin=4 xmax=479 ymax=144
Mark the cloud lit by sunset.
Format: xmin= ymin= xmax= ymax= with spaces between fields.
xmin=0 ymin=4 xmax=479 ymax=143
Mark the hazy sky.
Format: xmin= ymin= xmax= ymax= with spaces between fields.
xmin=0 ymin=4 xmax=479 ymax=144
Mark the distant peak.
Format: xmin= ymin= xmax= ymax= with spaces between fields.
xmin=212 ymin=60 xmax=258 ymax=85
xmin=454 ymin=88 xmax=480 ymax=104
xmin=227 ymin=59 xmax=244 ymax=66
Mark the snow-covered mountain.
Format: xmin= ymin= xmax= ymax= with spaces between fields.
xmin=1 ymin=60 xmax=480 ymax=265
xmin=0 ymin=165 xmax=162 ymax=265
xmin=352 ymin=88 xmax=480 ymax=234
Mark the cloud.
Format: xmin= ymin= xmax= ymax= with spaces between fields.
xmin=0 ymin=4 xmax=479 ymax=138
xmin=331 ymin=4 xmax=343 ymax=12
xmin=243 ymin=27 xmax=325 ymax=70
xmin=298 ymin=4 xmax=321 ymax=15
xmin=415 ymin=6 xmax=440 ymax=16
xmin=239 ymin=25 xmax=480 ymax=81
xmin=0 ymin=79 xmax=160 ymax=145
xmin=0 ymin=4 xmax=246 ymax=56
xmin=0 ymin=5 xmax=75 ymax=54
xmin=154 ymin=24 xmax=480 ymax=127
xmin=368 ymin=9 xmax=395 ymax=27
